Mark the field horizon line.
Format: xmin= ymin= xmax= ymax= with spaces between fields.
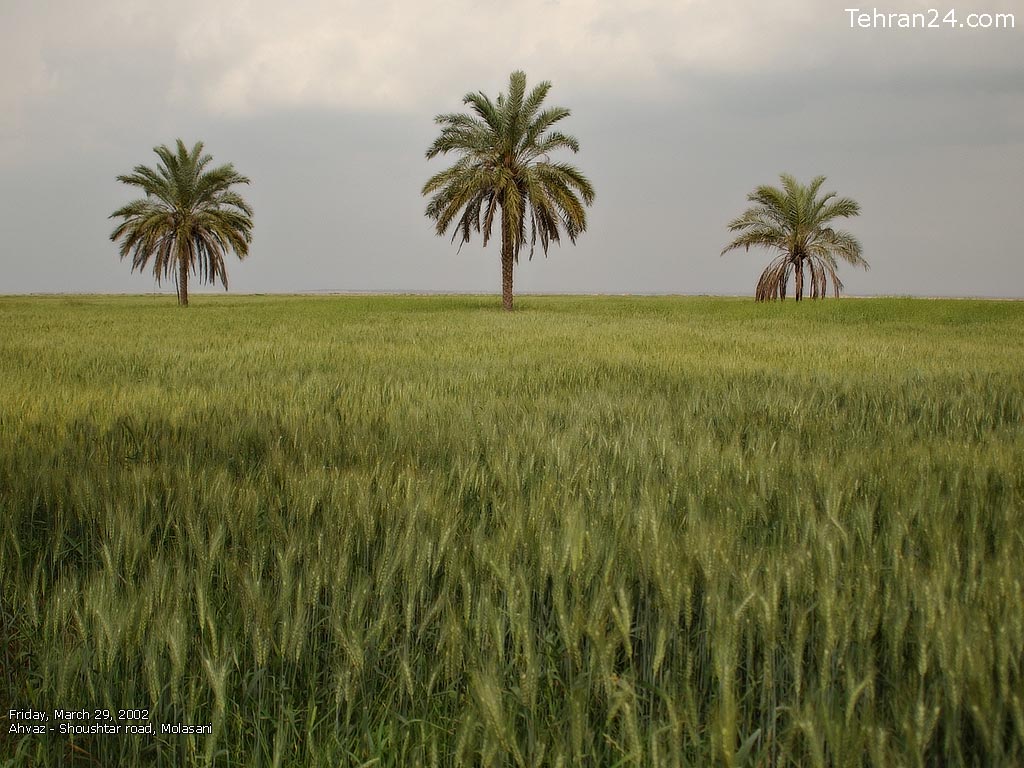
xmin=2 ymin=291 xmax=1023 ymax=301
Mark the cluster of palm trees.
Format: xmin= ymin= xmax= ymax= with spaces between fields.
xmin=110 ymin=71 xmax=868 ymax=310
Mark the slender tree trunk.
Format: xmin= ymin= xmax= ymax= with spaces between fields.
xmin=501 ymin=223 xmax=514 ymax=312
xmin=178 ymin=256 xmax=189 ymax=307
xmin=794 ymin=258 xmax=804 ymax=302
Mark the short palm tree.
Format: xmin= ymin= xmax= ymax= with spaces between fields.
xmin=110 ymin=140 xmax=253 ymax=307
xmin=422 ymin=71 xmax=595 ymax=311
xmin=721 ymin=174 xmax=867 ymax=301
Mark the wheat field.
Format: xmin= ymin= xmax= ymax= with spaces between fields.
xmin=2 ymin=295 xmax=1023 ymax=766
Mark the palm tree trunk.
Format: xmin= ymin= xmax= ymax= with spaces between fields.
xmin=501 ymin=225 xmax=514 ymax=312
xmin=178 ymin=256 xmax=189 ymax=307
xmin=794 ymin=259 xmax=804 ymax=302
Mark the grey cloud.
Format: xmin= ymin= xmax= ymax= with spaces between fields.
xmin=1 ymin=1 xmax=1021 ymax=298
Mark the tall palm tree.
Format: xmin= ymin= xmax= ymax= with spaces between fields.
xmin=110 ymin=140 xmax=253 ymax=307
xmin=721 ymin=174 xmax=867 ymax=301
xmin=422 ymin=71 xmax=595 ymax=311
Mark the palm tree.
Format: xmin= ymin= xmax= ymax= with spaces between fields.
xmin=721 ymin=174 xmax=867 ymax=301
xmin=110 ymin=140 xmax=253 ymax=307
xmin=422 ymin=71 xmax=595 ymax=311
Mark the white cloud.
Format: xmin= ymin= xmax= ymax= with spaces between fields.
xmin=170 ymin=0 xmax=826 ymax=112
xmin=0 ymin=8 xmax=61 ymax=158
xmin=2 ymin=0 xmax=836 ymax=119
xmin=2 ymin=0 xmax=1020 ymax=121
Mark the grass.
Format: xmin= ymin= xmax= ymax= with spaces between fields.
xmin=1 ymin=294 xmax=1023 ymax=766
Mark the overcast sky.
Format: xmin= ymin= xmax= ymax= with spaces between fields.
xmin=1 ymin=0 xmax=1021 ymax=297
